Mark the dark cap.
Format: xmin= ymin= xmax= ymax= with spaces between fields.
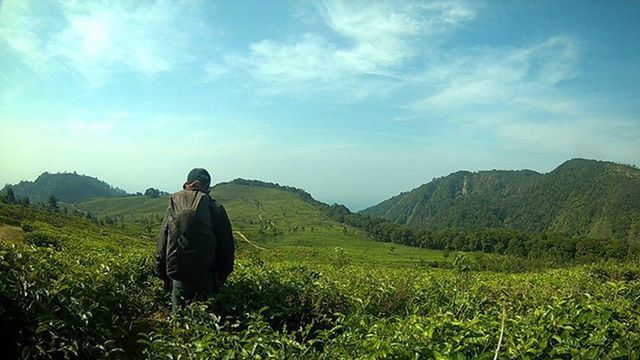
xmin=186 ymin=168 xmax=211 ymax=185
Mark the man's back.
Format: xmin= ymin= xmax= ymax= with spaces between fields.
xmin=153 ymin=168 xmax=235 ymax=311
xmin=163 ymin=189 xmax=216 ymax=280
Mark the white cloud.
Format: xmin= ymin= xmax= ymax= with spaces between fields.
xmin=0 ymin=0 xmax=55 ymax=71
xmin=320 ymin=0 xmax=422 ymax=70
xmin=241 ymin=34 xmax=340 ymax=83
xmin=230 ymin=0 xmax=476 ymax=96
xmin=395 ymin=33 xmax=640 ymax=169
xmin=320 ymin=0 xmax=475 ymax=70
xmin=409 ymin=36 xmax=579 ymax=112
xmin=0 ymin=0 xmax=208 ymax=86
xmin=51 ymin=1 xmax=184 ymax=84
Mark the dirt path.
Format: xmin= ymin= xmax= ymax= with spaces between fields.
xmin=233 ymin=230 xmax=267 ymax=250
xmin=0 ymin=224 xmax=23 ymax=244
xmin=255 ymin=201 xmax=275 ymax=229
xmin=256 ymin=201 xmax=265 ymax=221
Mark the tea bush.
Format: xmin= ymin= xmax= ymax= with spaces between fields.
xmin=144 ymin=262 xmax=640 ymax=359
xmin=1 ymin=203 xmax=639 ymax=359
xmin=0 ymin=205 xmax=161 ymax=359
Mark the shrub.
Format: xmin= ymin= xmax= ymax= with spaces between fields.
xmin=22 ymin=231 xmax=65 ymax=250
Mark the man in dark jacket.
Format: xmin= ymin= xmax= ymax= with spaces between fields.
xmin=153 ymin=168 xmax=235 ymax=312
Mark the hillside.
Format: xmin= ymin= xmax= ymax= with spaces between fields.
xmin=2 ymin=193 xmax=640 ymax=358
xmin=361 ymin=159 xmax=640 ymax=240
xmin=2 ymin=172 xmax=128 ymax=204
xmin=73 ymin=180 xmax=446 ymax=267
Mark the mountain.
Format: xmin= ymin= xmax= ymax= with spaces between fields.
xmin=70 ymin=178 xmax=447 ymax=267
xmin=72 ymin=178 xmax=323 ymax=221
xmin=2 ymin=172 xmax=128 ymax=204
xmin=361 ymin=159 xmax=640 ymax=240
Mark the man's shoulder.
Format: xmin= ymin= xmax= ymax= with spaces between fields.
xmin=170 ymin=190 xmax=213 ymax=209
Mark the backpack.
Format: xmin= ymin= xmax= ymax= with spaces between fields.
xmin=165 ymin=190 xmax=213 ymax=280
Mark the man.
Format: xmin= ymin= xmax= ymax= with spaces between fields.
xmin=153 ymin=168 xmax=235 ymax=312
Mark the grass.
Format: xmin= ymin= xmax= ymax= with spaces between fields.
xmin=70 ymin=183 xmax=450 ymax=267
xmin=259 ymin=228 xmax=447 ymax=267
xmin=64 ymin=195 xmax=168 ymax=221
xmin=2 ymin=192 xmax=640 ymax=358
xmin=0 ymin=224 xmax=23 ymax=244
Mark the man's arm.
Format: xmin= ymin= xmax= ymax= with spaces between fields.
xmin=211 ymin=202 xmax=235 ymax=283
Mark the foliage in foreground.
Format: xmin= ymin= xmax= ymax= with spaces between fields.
xmin=0 ymin=205 xmax=159 ymax=358
xmin=145 ymin=260 xmax=640 ymax=359
xmin=1 ymin=203 xmax=640 ymax=359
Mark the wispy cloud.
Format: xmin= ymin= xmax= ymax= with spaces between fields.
xmin=228 ymin=0 xmax=476 ymax=97
xmin=409 ymin=36 xmax=579 ymax=113
xmin=1 ymin=1 xmax=637 ymax=206
xmin=390 ymin=32 xmax=640 ymax=167
xmin=0 ymin=0 xmax=209 ymax=86
xmin=220 ymin=1 xmax=639 ymax=170
xmin=0 ymin=0 xmax=55 ymax=71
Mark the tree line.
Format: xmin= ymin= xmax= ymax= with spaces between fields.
xmin=324 ymin=204 xmax=640 ymax=265
xmin=231 ymin=178 xmax=640 ymax=265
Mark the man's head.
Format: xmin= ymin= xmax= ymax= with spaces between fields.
xmin=183 ymin=168 xmax=211 ymax=192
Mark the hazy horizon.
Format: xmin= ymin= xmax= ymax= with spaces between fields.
xmin=3 ymin=157 xmax=634 ymax=211
xmin=1 ymin=1 xmax=638 ymax=211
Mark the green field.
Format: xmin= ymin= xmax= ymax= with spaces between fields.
xmin=2 ymin=184 xmax=639 ymax=359
xmin=71 ymin=183 xmax=450 ymax=267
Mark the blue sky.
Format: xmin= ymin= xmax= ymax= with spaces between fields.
xmin=0 ymin=0 xmax=638 ymax=210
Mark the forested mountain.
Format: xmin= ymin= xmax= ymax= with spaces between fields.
xmin=361 ymin=159 xmax=640 ymax=240
xmin=2 ymin=172 xmax=128 ymax=204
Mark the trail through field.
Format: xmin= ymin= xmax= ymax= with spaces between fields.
xmin=0 ymin=224 xmax=23 ymax=243
xmin=234 ymin=230 xmax=267 ymax=250
xmin=255 ymin=201 xmax=265 ymax=220
xmin=255 ymin=201 xmax=275 ymax=229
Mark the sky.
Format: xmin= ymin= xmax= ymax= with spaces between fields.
xmin=0 ymin=0 xmax=639 ymax=210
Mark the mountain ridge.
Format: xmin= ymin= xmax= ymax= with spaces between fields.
xmin=2 ymin=172 xmax=128 ymax=204
xmin=361 ymin=158 xmax=640 ymax=240
xmin=4 ymin=158 xmax=640 ymax=240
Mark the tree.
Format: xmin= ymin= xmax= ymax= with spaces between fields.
xmin=48 ymin=194 xmax=60 ymax=212
xmin=2 ymin=186 xmax=16 ymax=204
xmin=18 ymin=196 xmax=30 ymax=207
xmin=144 ymin=188 xmax=161 ymax=198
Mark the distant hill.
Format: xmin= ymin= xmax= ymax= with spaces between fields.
xmin=70 ymin=179 xmax=446 ymax=267
xmin=3 ymin=172 xmax=128 ymax=204
xmin=73 ymin=179 xmax=326 ymax=228
xmin=361 ymin=159 xmax=640 ymax=240
xmin=224 ymin=178 xmax=324 ymax=206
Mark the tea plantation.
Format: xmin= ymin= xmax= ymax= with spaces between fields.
xmin=1 ymin=185 xmax=639 ymax=359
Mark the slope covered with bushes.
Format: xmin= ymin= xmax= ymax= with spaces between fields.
xmin=362 ymin=159 xmax=640 ymax=240
xmin=3 ymin=172 xmax=128 ymax=204
xmin=2 ymin=199 xmax=640 ymax=358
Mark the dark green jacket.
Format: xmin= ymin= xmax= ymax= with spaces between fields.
xmin=153 ymin=189 xmax=235 ymax=283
